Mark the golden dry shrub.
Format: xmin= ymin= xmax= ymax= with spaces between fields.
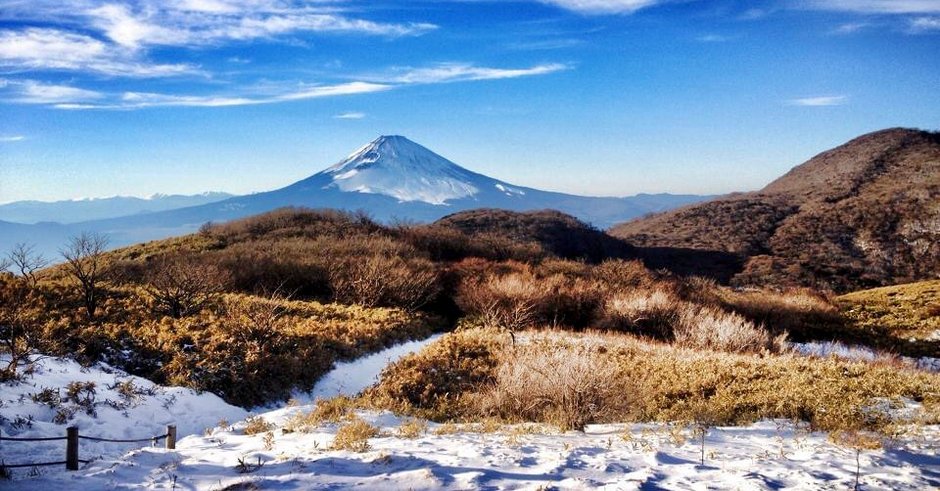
xmin=476 ymin=341 xmax=638 ymax=431
xmin=365 ymin=329 xmax=504 ymax=419
xmin=329 ymin=254 xmax=441 ymax=312
xmin=243 ymin=415 xmax=274 ymax=435
xmin=599 ymin=288 xmax=680 ymax=338
xmin=396 ymin=418 xmax=428 ymax=438
xmin=285 ymin=396 xmax=357 ymax=432
xmin=456 ymin=269 xmax=602 ymax=331
xmin=591 ymin=259 xmax=657 ymax=290
xmin=673 ymin=304 xmax=779 ymax=354
xmin=331 ymin=417 xmax=379 ymax=452
xmin=371 ymin=330 xmax=940 ymax=433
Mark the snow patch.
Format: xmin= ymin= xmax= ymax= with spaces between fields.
xmin=792 ymin=341 xmax=940 ymax=373
xmin=495 ymin=182 xmax=526 ymax=196
xmin=0 ymin=355 xmax=247 ymax=478
xmin=290 ymin=334 xmax=444 ymax=405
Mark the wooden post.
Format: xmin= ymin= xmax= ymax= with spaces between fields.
xmin=165 ymin=425 xmax=177 ymax=450
xmin=66 ymin=426 xmax=79 ymax=471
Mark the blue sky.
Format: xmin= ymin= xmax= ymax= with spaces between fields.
xmin=1 ymin=0 xmax=938 ymax=203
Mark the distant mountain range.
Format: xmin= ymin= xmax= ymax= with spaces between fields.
xmin=611 ymin=128 xmax=940 ymax=292
xmin=0 ymin=192 xmax=234 ymax=224
xmin=0 ymin=136 xmax=710 ymax=259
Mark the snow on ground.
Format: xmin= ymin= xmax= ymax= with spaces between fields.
xmin=0 ymin=355 xmax=247 ymax=477
xmin=792 ymin=341 xmax=940 ymax=372
xmin=283 ymin=334 xmax=444 ymax=406
xmin=12 ymin=410 xmax=940 ymax=490
xmin=5 ymin=336 xmax=939 ymax=489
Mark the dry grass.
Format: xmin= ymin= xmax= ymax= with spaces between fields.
xmin=331 ymin=417 xmax=379 ymax=452
xmin=243 ymin=415 xmax=274 ymax=435
xmin=370 ymin=328 xmax=940 ymax=433
xmin=838 ymin=280 xmax=940 ymax=341
xmin=396 ymin=418 xmax=428 ymax=438
xmin=285 ymin=396 xmax=357 ymax=432
xmin=363 ymin=328 xmax=505 ymax=420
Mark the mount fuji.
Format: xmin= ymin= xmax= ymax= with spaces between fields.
xmin=1 ymin=136 xmax=709 ymax=257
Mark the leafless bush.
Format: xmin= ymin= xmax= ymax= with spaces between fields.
xmin=457 ymin=270 xmax=602 ymax=334
xmin=477 ymin=342 xmax=637 ymax=431
xmin=600 ymin=288 xmax=680 ymax=338
xmin=592 ymin=259 xmax=656 ymax=290
xmin=144 ymin=254 xmax=228 ymax=318
xmin=673 ymin=304 xmax=780 ymax=353
xmin=329 ymin=255 xmax=440 ymax=311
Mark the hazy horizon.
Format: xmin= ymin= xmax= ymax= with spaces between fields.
xmin=2 ymin=0 xmax=939 ymax=203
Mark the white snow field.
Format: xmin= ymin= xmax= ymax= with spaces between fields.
xmin=3 ymin=337 xmax=939 ymax=489
xmin=0 ymin=355 xmax=247 ymax=478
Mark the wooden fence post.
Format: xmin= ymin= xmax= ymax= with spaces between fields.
xmin=66 ymin=426 xmax=79 ymax=471
xmin=165 ymin=425 xmax=176 ymax=450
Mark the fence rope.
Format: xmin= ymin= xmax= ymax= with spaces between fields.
xmin=0 ymin=435 xmax=68 ymax=442
xmin=1 ymin=425 xmax=175 ymax=472
xmin=1 ymin=461 xmax=68 ymax=469
xmin=78 ymin=434 xmax=168 ymax=444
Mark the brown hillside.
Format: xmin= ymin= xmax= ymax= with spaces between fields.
xmin=611 ymin=128 xmax=940 ymax=292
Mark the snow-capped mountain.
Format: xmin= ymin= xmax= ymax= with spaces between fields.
xmin=322 ymin=136 xmax=486 ymax=204
xmin=0 ymin=136 xmax=710 ymax=258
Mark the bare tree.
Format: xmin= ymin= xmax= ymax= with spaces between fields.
xmin=0 ymin=273 xmax=41 ymax=380
xmin=7 ymin=243 xmax=48 ymax=287
xmin=60 ymin=232 xmax=109 ymax=320
xmin=145 ymin=255 xmax=228 ymax=318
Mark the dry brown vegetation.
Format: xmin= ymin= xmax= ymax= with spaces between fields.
xmin=1 ymin=278 xmax=435 ymax=406
xmin=612 ymin=128 xmax=940 ymax=292
xmin=368 ymin=329 xmax=940 ymax=433
xmin=4 ymin=204 xmax=936 ymax=414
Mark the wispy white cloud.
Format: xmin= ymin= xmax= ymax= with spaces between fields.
xmin=832 ymin=22 xmax=871 ymax=34
xmin=52 ymin=81 xmax=391 ymax=109
xmin=787 ymin=95 xmax=848 ymax=106
xmin=0 ymin=79 xmax=105 ymax=104
xmin=506 ymin=38 xmax=585 ymax=50
xmin=274 ymin=82 xmax=391 ymax=102
xmin=0 ymin=1 xmax=437 ymax=79
xmin=5 ymin=61 xmax=565 ymax=110
xmin=381 ymin=63 xmax=569 ymax=84
xmin=0 ymin=135 xmax=26 ymax=142
xmin=536 ymin=0 xmax=668 ymax=14
xmin=908 ymin=16 xmax=940 ymax=32
xmin=0 ymin=28 xmax=197 ymax=77
xmin=799 ymin=0 xmax=940 ymax=14
xmin=3 ymin=1 xmax=438 ymax=51
xmin=334 ymin=111 xmax=366 ymax=119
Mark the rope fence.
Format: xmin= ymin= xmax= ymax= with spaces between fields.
xmin=0 ymin=424 xmax=176 ymax=471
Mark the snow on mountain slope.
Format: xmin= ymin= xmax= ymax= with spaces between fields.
xmin=320 ymin=135 xmax=488 ymax=204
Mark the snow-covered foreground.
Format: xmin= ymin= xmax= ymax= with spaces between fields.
xmin=4 ymin=336 xmax=939 ymax=490
xmin=0 ymin=356 xmax=247 ymax=477
xmin=13 ymin=409 xmax=940 ymax=490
